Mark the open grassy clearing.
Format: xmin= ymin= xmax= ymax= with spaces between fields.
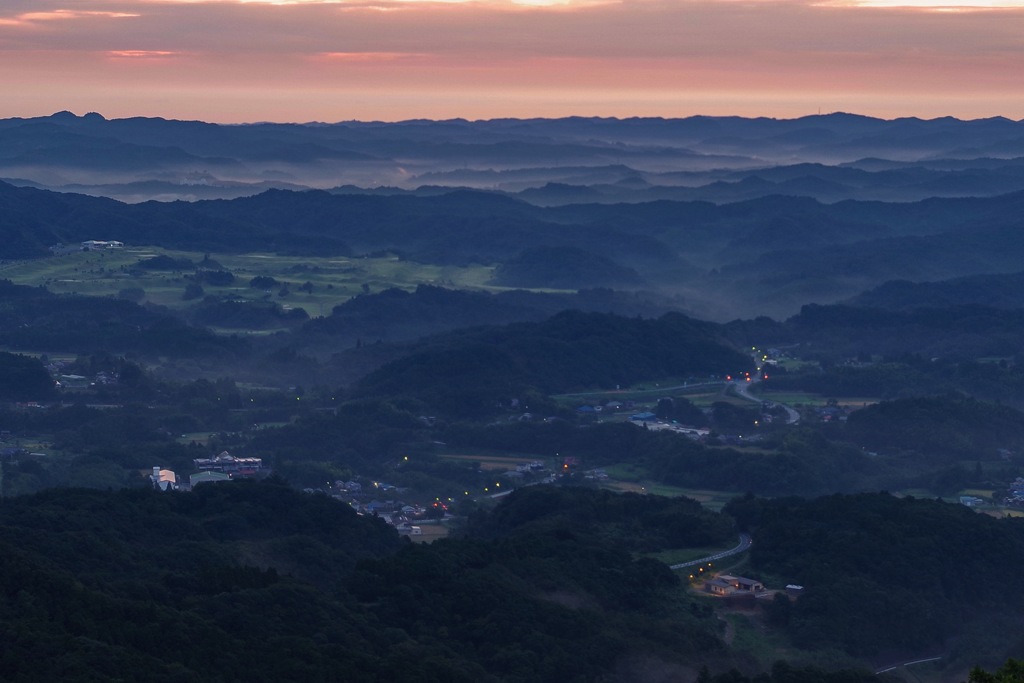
xmin=671 ymin=488 xmax=738 ymax=511
xmin=408 ymin=521 xmax=450 ymax=543
xmin=773 ymin=358 xmax=821 ymax=372
xmin=752 ymin=386 xmax=880 ymax=410
xmin=177 ymin=432 xmax=220 ymax=445
xmin=553 ymin=379 xmax=726 ymax=403
xmin=437 ymin=456 xmax=738 ymax=505
xmin=833 ymin=397 xmax=880 ymax=408
xmin=438 ymin=453 xmax=546 ymax=471
xmin=2 ymin=247 xmax=496 ymax=322
xmin=604 ymin=465 xmax=737 ymax=507
xmin=602 ymin=479 xmax=704 ymax=498
xmin=717 ymin=610 xmax=866 ymax=673
xmin=747 ymin=388 xmax=823 ymax=404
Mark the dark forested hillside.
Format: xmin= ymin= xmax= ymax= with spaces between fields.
xmin=0 ymin=351 xmax=55 ymax=401
xmin=304 ymin=285 xmax=684 ymax=345
xmin=7 ymin=171 xmax=1024 ymax=317
xmin=848 ymin=272 xmax=1024 ymax=311
xmin=842 ymin=395 xmax=1024 ymax=462
xmin=726 ymin=302 xmax=1024 ymax=362
xmin=490 ymin=246 xmax=645 ymax=289
xmin=730 ymin=493 xmax=1024 ymax=659
xmin=0 ymin=479 xmax=854 ymax=682
xmin=0 ymin=279 xmax=246 ymax=358
xmin=354 ymin=310 xmax=751 ymax=415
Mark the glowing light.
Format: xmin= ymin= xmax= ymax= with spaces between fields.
xmin=108 ymin=50 xmax=178 ymax=59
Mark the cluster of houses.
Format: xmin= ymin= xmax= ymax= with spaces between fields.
xmin=145 ymin=459 xmax=439 ymax=537
xmin=576 ymin=400 xmax=633 ymax=415
xmin=642 ymin=420 xmax=711 ymax=440
xmin=815 ymin=404 xmax=850 ymax=423
xmin=49 ymin=240 xmax=125 ymax=256
xmin=1005 ymin=478 xmax=1024 ymax=507
xmin=44 ymin=359 xmax=119 ymax=391
xmin=500 ymin=460 xmax=556 ymax=484
xmin=81 ymin=240 xmax=124 ymax=251
xmin=328 ymin=480 xmax=432 ymax=535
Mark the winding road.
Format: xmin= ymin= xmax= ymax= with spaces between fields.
xmin=732 ymin=375 xmax=800 ymax=425
xmin=670 ymin=533 xmax=752 ymax=570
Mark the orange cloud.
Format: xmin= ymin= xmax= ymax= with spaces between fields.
xmin=0 ymin=10 xmax=139 ymax=26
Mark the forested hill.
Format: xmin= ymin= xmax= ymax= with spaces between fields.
xmin=0 ymin=479 xmax=882 ymax=681
xmin=0 ymin=480 xmax=405 ymax=681
xmin=725 ymin=302 xmax=1024 ymax=361
xmin=353 ymin=310 xmax=752 ymax=415
xmin=847 ymin=271 xmax=1024 ymax=311
xmin=728 ymin=492 xmax=1024 ymax=659
xmin=0 ymin=278 xmax=246 ymax=359
xmin=304 ymin=284 xmax=684 ymax=344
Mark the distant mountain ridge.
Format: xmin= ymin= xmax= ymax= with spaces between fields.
xmin=4 ymin=111 xmax=1024 ymax=203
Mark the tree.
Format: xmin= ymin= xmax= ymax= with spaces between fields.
xmin=969 ymin=659 xmax=1024 ymax=683
xmin=182 ymin=282 xmax=204 ymax=300
xmin=0 ymin=352 xmax=55 ymax=400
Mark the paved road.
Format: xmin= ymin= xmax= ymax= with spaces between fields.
xmin=875 ymin=655 xmax=942 ymax=675
xmin=670 ymin=533 xmax=752 ymax=570
xmin=732 ymin=377 xmax=800 ymax=425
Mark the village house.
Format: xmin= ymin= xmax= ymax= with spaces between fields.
xmin=721 ymin=575 xmax=766 ymax=592
xmin=80 ymin=240 xmax=124 ymax=250
xmin=193 ymin=451 xmax=264 ymax=478
xmin=150 ymin=466 xmax=178 ymax=491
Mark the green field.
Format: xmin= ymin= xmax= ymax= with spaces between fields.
xmin=1 ymin=247 xmax=497 ymax=323
xmin=439 ymin=453 xmax=546 ymax=471
xmin=555 ymin=379 xmax=726 ymax=398
xmin=752 ymin=386 xmax=879 ymax=410
xmin=748 ymin=388 xmax=821 ymax=404
xmin=601 ymin=464 xmax=738 ymax=508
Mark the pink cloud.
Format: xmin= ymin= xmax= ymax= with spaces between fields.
xmin=1 ymin=0 xmax=1023 ymax=121
xmin=107 ymin=50 xmax=180 ymax=58
xmin=0 ymin=9 xmax=138 ymax=26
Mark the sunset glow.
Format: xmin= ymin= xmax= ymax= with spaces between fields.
xmin=1 ymin=0 xmax=1022 ymax=121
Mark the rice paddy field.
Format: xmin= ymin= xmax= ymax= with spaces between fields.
xmin=0 ymin=246 xmax=496 ymax=323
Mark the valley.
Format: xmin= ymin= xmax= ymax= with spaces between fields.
xmin=2 ymin=113 xmax=1024 ymax=681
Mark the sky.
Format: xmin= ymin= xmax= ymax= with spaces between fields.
xmin=1 ymin=0 xmax=1023 ymax=122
